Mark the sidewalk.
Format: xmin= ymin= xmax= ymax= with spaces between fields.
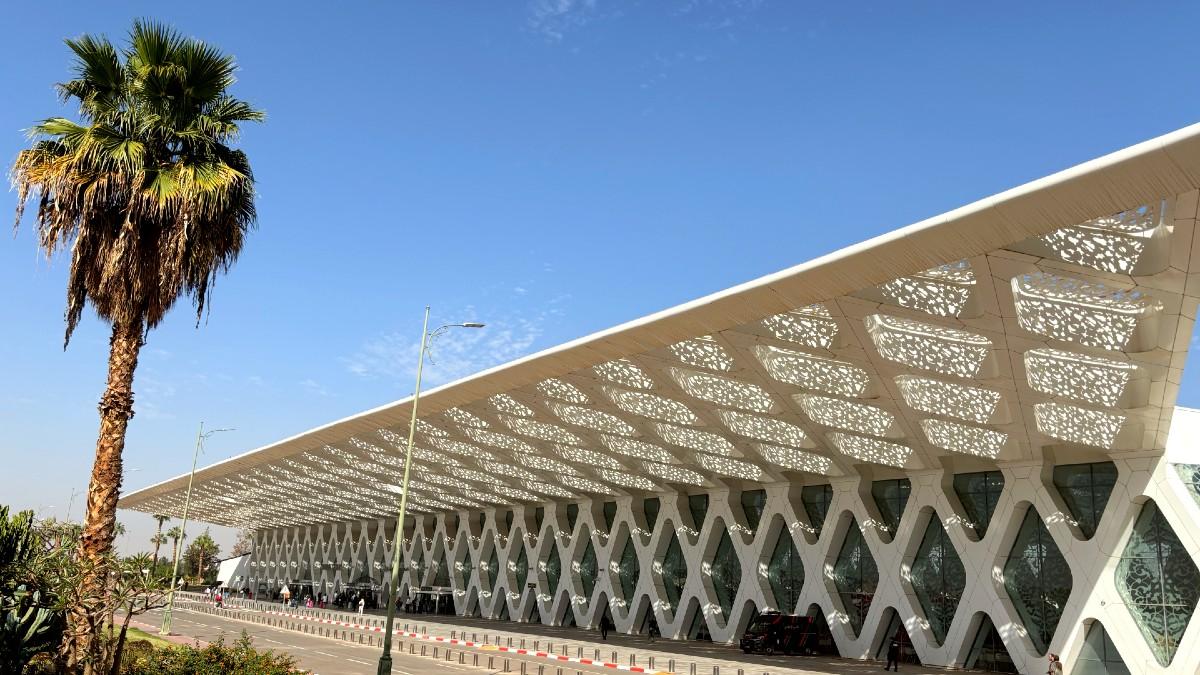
xmin=175 ymin=593 xmax=954 ymax=675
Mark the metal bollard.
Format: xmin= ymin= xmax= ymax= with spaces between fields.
xmin=690 ymin=663 xmax=696 ymax=675
xmin=504 ymin=658 xmax=510 ymax=672
xmin=630 ymin=654 xmax=635 ymax=666
xmin=488 ymin=656 xmax=495 ymax=670
xmin=594 ymin=649 xmax=599 ymax=660
xmin=576 ymin=647 xmax=582 ymax=658
xmin=521 ymin=638 xmax=525 ymax=649
xmin=649 ymin=657 xmax=654 ymax=669
xmin=421 ymin=645 xmax=426 ymax=656
xmin=521 ymin=662 xmax=527 ymax=675
xmin=611 ymin=651 xmax=616 ymax=663
xmin=713 ymin=667 xmax=718 ymax=675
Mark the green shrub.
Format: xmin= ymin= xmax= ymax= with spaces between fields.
xmin=120 ymin=632 xmax=304 ymax=674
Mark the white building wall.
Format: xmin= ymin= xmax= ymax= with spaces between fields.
xmin=246 ymin=447 xmax=1200 ymax=674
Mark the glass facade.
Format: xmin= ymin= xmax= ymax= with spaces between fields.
xmin=603 ymin=501 xmax=617 ymax=530
xmin=535 ymin=506 xmax=545 ymax=533
xmin=710 ymin=527 xmax=741 ymax=616
xmin=459 ymin=549 xmax=472 ymax=588
xmin=871 ymin=478 xmax=910 ymax=540
xmin=801 ymin=484 xmax=832 ymax=537
xmin=953 ymin=471 xmax=1004 ymax=538
xmin=740 ymin=489 xmax=766 ymax=532
xmin=618 ymin=538 xmax=640 ymax=602
xmin=832 ymin=517 xmax=878 ymax=637
xmin=514 ymin=545 xmax=528 ymax=591
xmin=486 ymin=548 xmax=500 ymax=591
xmin=544 ymin=544 xmax=560 ymax=596
xmin=1003 ymin=507 xmax=1072 ymax=654
xmin=661 ymin=532 xmax=687 ymax=611
xmin=689 ymin=494 xmax=709 ymax=531
xmin=1175 ymin=464 xmax=1200 ymax=509
xmin=578 ymin=539 xmax=598 ymax=600
xmin=1073 ymin=621 xmax=1130 ymax=675
xmin=875 ymin=608 xmax=920 ymax=664
xmin=766 ymin=531 xmax=803 ymax=611
xmin=643 ymin=497 xmax=660 ymax=533
xmin=567 ymin=504 xmax=579 ymax=532
xmin=1052 ymin=462 xmax=1116 ymax=539
xmin=433 ymin=554 xmax=450 ymax=587
xmin=1115 ymin=499 xmax=1199 ymax=666
xmin=965 ymin=614 xmax=1017 ymax=673
xmin=909 ymin=513 xmax=965 ymax=645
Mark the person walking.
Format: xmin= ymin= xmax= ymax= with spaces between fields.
xmin=885 ymin=639 xmax=901 ymax=671
xmin=1047 ymin=654 xmax=1063 ymax=674
xmin=647 ymin=616 xmax=660 ymax=643
xmin=358 ymin=597 xmax=366 ymax=616
xmin=600 ymin=614 xmax=611 ymax=641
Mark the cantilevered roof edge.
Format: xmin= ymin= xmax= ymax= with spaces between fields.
xmin=118 ymin=122 xmax=1200 ymax=509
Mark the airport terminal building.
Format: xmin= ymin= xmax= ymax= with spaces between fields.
xmin=120 ymin=126 xmax=1200 ymax=673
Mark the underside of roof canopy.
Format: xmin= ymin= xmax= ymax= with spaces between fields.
xmin=119 ymin=124 xmax=1200 ymax=529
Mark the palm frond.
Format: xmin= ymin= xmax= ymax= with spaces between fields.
xmin=11 ymin=20 xmax=263 ymax=346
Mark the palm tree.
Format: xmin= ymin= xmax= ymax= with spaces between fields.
xmin=11 ymin=21 xmax=261 ymax=668
xmin=151 ymin=514 xmax=170 ymax=565
xmin=165 ymin=525 xmax=185 ymax=572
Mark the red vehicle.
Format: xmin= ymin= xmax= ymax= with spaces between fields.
xmin=740 ymin=610 xmax=840 ymax=656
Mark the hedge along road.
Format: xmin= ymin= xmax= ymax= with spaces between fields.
xmin=132 ymin=605 xmax=662 ymax=675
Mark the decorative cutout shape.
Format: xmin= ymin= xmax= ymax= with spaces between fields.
xmin=797 ymin=393 xmax=896 ymax=436
xmin=762 ymin=304 xmax=838 ymax=349
xmin=593 ymin=359 xmax=655 ymax=389
xmin=490 ymin=393 xmax=534 ymax=417
xmin=645 ymin=462 xmax=706 ymax=486
xmin=599 ymin=470 xmax=659 ymax=491
xmin=828 ymin=432 xmax=911 ymax=468
xmin=672 ymin=368 xmax=775 ymax=412
xmin=560 ymin=475 xmax=615 ymax=495
xmin=556 ymin=444 xmax=624 ymax=469
xmin=1038 ymin=203 xmax=1164 ymax=274
xmin=503 ymin=416 xmax=581 ymax=443
xmin=865 ymin=314 xmax=992 ymax=378
xmin=1012 ymin=273 xmax=1161 ymax=351
xmin=444 ymin=407 xmax=490 ymax=428
xmin=536 ymin=378 xmax=590 ymax=404
xmin=602 ymin=435 xmax=678 ymax=463
xmin=606 ymin=387 xmax=699 ymax=424
xmin=879 ymin=259 xmax=975 ymax=317
xmin=719 ymin=411 xmax=810 ymax=448
xmin=669 ymin=335 xmax=734 ymax=372
xmin=1024 ymin=348 xmax=1138 ymax=407
xmin=755 ymin=346 xmax=871 ymax=397
xmin=921 ymin=419 xmax=1006 ymax=458
xmin=548 ymin=402 xmax=637 ymax=436
xmin=466 ymin=428 xmax=536 ymax=454
xmin=654 ymin=423 xmax=735 ymax=456
xmin=894 ymin=375 xmax=1001 ymax=424
xmin=1034 ymin=403 xmax=1124 ymax=449
xmin=758 ymin=444 xmax=833 ymax=475
xmin=697 ymin=453 xmax=764 ymax=481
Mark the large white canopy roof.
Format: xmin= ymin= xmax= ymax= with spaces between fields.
xmin=119 ymin=124 xmax=1200 ymax=529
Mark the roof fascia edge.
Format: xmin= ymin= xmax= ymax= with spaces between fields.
xmin=117 ymin=122 xmax=1200 ymax=510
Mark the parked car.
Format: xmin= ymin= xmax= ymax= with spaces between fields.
xmin=740 ymin=612 xmax=809 ymax=655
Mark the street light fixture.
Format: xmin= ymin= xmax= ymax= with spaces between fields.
xmin=159 ymin=422 xmax=234 ymax=635
xmin=377 ymin=307 xmax=483 ymax=675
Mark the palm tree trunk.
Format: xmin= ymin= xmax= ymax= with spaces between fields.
xmin=66 ymin=320 xmax=143 ymax=673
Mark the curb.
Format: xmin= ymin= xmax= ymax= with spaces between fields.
xmin=187 ymin=602 xmax=673 ymax=674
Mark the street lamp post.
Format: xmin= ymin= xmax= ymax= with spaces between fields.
xmin=160 ymin=422 xmax=234 ymax=635
xmin=377 ymin=307 xmax=483 ymax=675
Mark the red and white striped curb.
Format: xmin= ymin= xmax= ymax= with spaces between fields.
xmin=199 ymin=603 xmax=672 ymax=674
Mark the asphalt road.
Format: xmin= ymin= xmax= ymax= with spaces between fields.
xmin=135 ymin=606 xmax=657 ymax=675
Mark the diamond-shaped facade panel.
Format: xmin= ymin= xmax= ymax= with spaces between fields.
xmin=1003 ymin=508 xmax=1072 ymax=655
xmin=909 ymin=513 xmax=965 ymax=645
xmin=832 ymin=517 xmax=878 ymax=637
xmin=1116 ymin=499 xmax=1200 ymax=666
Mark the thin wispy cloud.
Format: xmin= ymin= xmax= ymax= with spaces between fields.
xmin=527 ymin=0 xmax=598 ymax=41
xmin=343 ymin=310 xmax=550 ymax=389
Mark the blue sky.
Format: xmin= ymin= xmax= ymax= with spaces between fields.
xmin=3 ymin=1 xmax=1200 ymax=555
